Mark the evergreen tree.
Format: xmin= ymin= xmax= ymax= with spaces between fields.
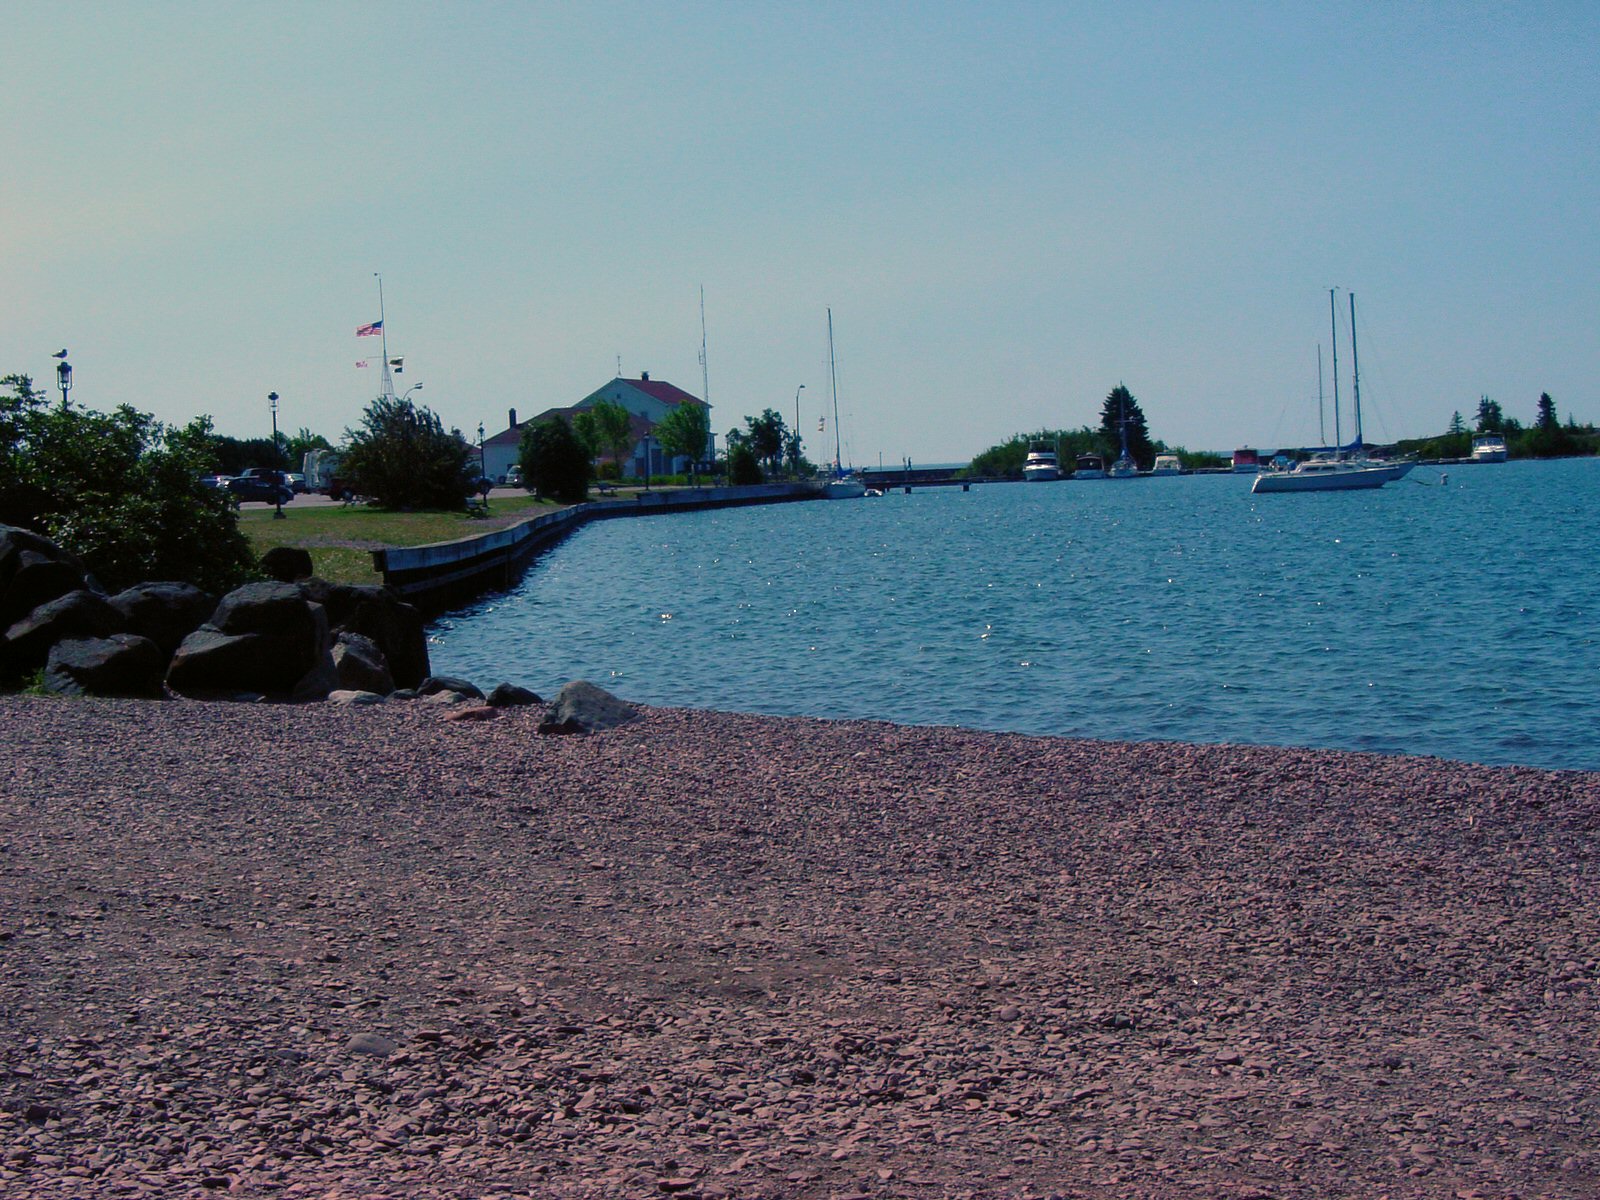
xmin=1098 ymin=385 xmax=1155 ymax=467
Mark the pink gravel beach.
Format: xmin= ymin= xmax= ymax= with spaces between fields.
xmin=2 ymin=694 xmax=1597 ymax=1199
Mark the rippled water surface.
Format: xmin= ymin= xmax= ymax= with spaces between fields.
xmin=430 ymin=459 xmax=1600 ymax=770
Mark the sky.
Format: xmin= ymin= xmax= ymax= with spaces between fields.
xmin=5 ymin=1 xmax=1596 ymax=465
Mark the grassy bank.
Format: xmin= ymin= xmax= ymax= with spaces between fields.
xmin=239 ymin=494 xmax=565 ymax=585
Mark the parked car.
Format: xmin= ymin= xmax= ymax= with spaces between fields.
xmin=505 ymin=466 xmax=524 ymax=487
xmin=286 ymin=472 xmax=307 ymax=494
xmin=198 ymin=473 xmax=233 ymax=490
xmin=226 ymin=469 xmax=295 ymax=505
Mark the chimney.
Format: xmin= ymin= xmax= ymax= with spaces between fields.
xmin=508 ymin=408 xmax=517 ymax=429
xmin=640 ymin=370 xmax=650 ymax=381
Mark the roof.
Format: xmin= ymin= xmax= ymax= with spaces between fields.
xmin=622 ymin=377 xmax=706 ymax=408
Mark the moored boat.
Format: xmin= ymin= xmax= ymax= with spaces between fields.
xmin=1073 ymin=454 xmax=1105 ymax=480
xmin=1022 ymin=444 xmax=1062 ymax=482
xmin=1150 ymin=454 xmax=1182 ymax=475
xmin=1470 ymin=433 xmax=1508 ymax=463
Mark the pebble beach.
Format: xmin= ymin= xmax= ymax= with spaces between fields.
xmin=2 ymin=694 xmax=1597 ymax=1199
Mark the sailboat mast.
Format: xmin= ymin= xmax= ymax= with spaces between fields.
xmin=698 ymin=286 xmax=710 ymax=407
xmin=1317 ymin=344 xmax=1326 ymax=446
xmin=376 ymin=273 xmax=393 ymax=400
xmin=1348 ymin=291 xmax=1362 ymax=451
xmin=1329 ymin=288 xmax=1342 ymax=451
xmin=827 ymin=307 xmax=842 ymax=473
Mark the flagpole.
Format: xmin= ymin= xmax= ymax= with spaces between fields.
xmin=376 ymin=272 xmax=393 ymax=399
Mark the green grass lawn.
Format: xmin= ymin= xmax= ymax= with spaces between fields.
xmin=239 ymin=494 xmax=565 ymax=585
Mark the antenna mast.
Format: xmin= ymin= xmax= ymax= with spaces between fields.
xmin=698 ymin=286 xmax=710 ymax=406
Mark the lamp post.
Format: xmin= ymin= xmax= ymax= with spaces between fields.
xmin=477 ymin=422 xmax=488 ymax=500
xmin=268 ymin=392 xmax=285 ymax=520
xmin=793 ymin=384 xmax=805 ymax=475
xmin=56 ymin=360 xmax=72 ymax=409
xmin=642 ymin=432 xmax=652 ymax=492
xmin=401 ymin=383 xmax=423 ymax=402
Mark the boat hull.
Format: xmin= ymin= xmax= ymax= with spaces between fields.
xmin=1022 ymin=466 xmax=1061 ymax=482
xmin=821 ymin=479 xmax=867 ymax=499
xmin=1251 ymin=462 xmax=1414 ymax=493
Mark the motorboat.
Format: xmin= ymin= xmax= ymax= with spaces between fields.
xmin=1470 ymin=433 xmax=1508 ymax=463
xmin=1022 ymin=444 xmax=1062 ymax=481
xmin=1073 ymin=454 xmax=1105 ymax=480
xmin=1232 ymin=447 xmax=1264 ymax=473
xmin=1150 ymin=454 xmax=1182 ymax=475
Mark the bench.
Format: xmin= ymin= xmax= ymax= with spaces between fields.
xmin=596 ymin=482 xmax=618 ymax=497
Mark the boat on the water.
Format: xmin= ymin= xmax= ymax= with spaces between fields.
xmin=1253 ymin=291 xmax=1414 ymax=495
xmin=1150 ymin=454 xmax=1182 ymax=475
xmin=1232 ymin=447 xmax=1264 ymax=473
xmin=819 ymin=308 xmax=865 ymax=499
xmin=1107 ymin=394 xmax=1139 ymax=478
xmin=1471 ymin=433 xmax=1508 ymax=463
xmin=1022 ymin=444 xmax=1062 ymax=482
xmin=1074 ymin=453 xmax=1106 ymax=480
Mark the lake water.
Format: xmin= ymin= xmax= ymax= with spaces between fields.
xmin=428 ymin=458 xmax=1600 ymax=771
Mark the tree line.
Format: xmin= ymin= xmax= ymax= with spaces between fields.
xmin=1399 ymin=392 xmax=1598 ymax=461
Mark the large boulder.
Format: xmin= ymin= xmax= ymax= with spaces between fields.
xmin=260 ymin=546 xmax=314 ymax=583
xmin=0 ymin=526 xmax=98 ymax=628
xmin=297 ymin=579 xmax=429 ymax=689
xmin=107 ymin=582 xmax=216 ymax=657
xmin=3 ymin=589 xmax=125 ymax=673
xmin=543 ymin=680 xmax=639 ymax=733
xmin=167 ymin=582 xmax=336 ymax=700
xmin=44 ymin=634 xmax=166 ymax=698
xmin=331 ymin=631 xmax=394 ymax=695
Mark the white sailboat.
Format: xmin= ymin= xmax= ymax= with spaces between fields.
xmin=1107 ymin=394 xmax=1139 ymax=478
xmin=1253 ymin=292 xmax=1414 ymax=494
xmin=821 ymin=308 xmax=866 ymax=499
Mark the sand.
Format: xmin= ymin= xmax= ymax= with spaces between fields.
xmin=1 ymin=694 xmax=1597 ymax=1199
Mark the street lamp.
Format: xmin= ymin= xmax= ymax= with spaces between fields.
xmin=401 ymin=383 xmax=423 ymax=402
xmin=793 ymin=384 xmax=805 ymax=475
xmin=56 ymin=360 xmax=72 ymax=409
xmin=268 ymin=392 xmax=285 ymax=520
xmin=477 ymin=422 xmax=488 ymax=499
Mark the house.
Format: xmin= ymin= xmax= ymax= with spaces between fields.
xmin=480 ymin=373 xmax=713 ymax=483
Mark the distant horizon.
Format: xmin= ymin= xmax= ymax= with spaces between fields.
xmin=6 ymin=4 xmax=1594 ymax=464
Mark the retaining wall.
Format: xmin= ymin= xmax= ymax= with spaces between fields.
xmin=371 ymin=484 xmax=817 ymax=614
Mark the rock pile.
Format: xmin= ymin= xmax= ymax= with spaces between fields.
xmin=0 ymin=524 xmax=430 ymax=705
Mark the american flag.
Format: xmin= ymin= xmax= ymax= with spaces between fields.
xmin=356 ymin=320 xmax=383 ymax=337
xmin=356 ymin=360 xmax=370 ymax=368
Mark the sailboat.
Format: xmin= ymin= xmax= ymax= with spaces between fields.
xmin=1252 ymin=292 xmax=1415 ymax=494
xmin=820 ymin=308 xmax=866 ymax=499
xmin=1107 ymin=393 xmax=1139 ymax=478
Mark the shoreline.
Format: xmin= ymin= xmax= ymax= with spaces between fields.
xmin=2 ymin=694 xmax=1597 ymax=1198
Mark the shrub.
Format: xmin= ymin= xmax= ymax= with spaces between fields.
xmin=341 ymin=395 xmax=475 ymax=509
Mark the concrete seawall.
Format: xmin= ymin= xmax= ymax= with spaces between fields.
xmin=371 ymin=483 xmax=817 ymax=614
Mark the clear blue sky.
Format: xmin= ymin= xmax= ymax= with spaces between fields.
xmin=5 ymin=2 xmax=1595 ymax=464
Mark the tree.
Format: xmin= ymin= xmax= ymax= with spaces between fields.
xmin=727 ymin=441 xmax=763 ymax=485
xmin=285 ymin=427 xmax=332 ymax=468
xmin=1475 ymin=395 xmax=1505 ymax=433
xmin=1447 ymin=411 xmax=1466 ymax=436
xmin=1 ymin=374 xmax=255 ymax=593
xmin=653 ymin=402 xmax=711 ymax=482
xmin=519 ymin=415 xmax=590 ymax=502
xmin=584 ymin=400 xmax=636 ymax=477
xmin=1535 ymin=391 xmax=1559 ymax=432
xmin=1098 ymin=385 xmax=1155 ymax=467
xmin=744 ymin=409 xmax=788 ymax=475
xmin=211 ymin=434 xmax=283 ymax=477
xmin=341 ymin=395 xmax=475 ymax=509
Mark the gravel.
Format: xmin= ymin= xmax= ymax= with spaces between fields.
xmin=1 ymin=694 xmax=1597 ymax=1199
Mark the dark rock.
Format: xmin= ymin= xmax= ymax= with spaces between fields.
xmin=298 ymin=579 xmax=430 ymax=689
xmin=331 ymin=631 xmax=394 ymax=695
xmin=487 ymin=682 xmax=542 ymax=707
xmin=419 ymin=675 xmax=484 ymax=701
xmin=107 ymin=582 xmax=216 ymax=656
xmin=537 ymin=717 xmax=587 ymax=736
xmin=0 ymin=525 xmax=98 ymax=627
xmin=545 ymin=680 xmax=639 ymax=733
xmin=3 ymin=589 xmax=125 ymax=672
xmin=442 ymin=705 xmax=500 ymax=722
xmin=44 ymin=634 xmax=166 ymax=698
xmin=211 ymin=581 xmax=316 ymax=639
xmin=260 ymin=546 xmax=315 ymax=582
xmin=167 ymin=587 xmax=333 ymax=700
